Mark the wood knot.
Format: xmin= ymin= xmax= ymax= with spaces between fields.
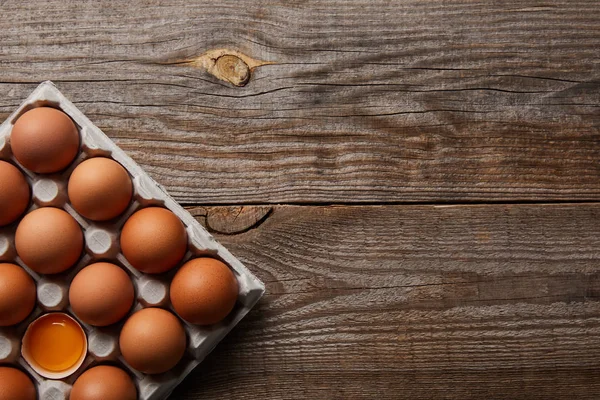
xmin=186 ymin=205 xmax=273 ymax=235
xmin=185 ymin=49 xmax=273 ymax=87
xmin=215 ymin=55 xmax=250 ymax=87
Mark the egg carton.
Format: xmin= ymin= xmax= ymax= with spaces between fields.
xmin=0 ymin=81 xmax=265 ymax=399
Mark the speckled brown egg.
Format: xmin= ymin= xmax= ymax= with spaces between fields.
xmin=10 ymin=107 xmax=80 ymax=173
xmin=69 ymin=262 xmax=134 ymax=326
xmin=0 ymin=366 xmax=36 ymax=400
xmin=120 ymin=207 xmax=187 ymax=274
xmin=170 ymin=258 xmax=239 ymax=325
xmin=119 ymin=308 xmax=186 ymax=374
xmin=15 ymin=207 xmax=83 ymax=274
xmin=0 ymin=263 xmax=36 ymax=326
xmin=0 ymin=161 xmax=30 ymax=226
xmin=68 ymin=157 xmax=133 ymax=221
xmin=70 ymin=365 xmax=137 ymax=400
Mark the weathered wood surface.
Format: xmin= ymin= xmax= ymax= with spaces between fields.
xmin=2 ymin=1 xmax=600 ymax=399
xmin=172 ymin=204 xmax=600 ymax=399
xmin=1 ymin=0 xmax=599 ymax=204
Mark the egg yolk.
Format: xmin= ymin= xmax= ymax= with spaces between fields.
xmin=26 ymin=313 xmax=86 ymax=372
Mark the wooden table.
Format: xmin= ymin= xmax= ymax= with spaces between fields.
xmin=2 ymin=1 xmax=600 ymax=398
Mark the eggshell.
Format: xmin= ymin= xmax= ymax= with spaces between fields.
xmin=70 ymin=365 xmax=137 ymax=400
xmin=15 ymin=207 xmax=83 ymax=274
xmin=0 ymin=161 xmax=30 ymax=226
xmin=68 ymin=157 xmax=133 ymax=221
xmin=21 ymin=312 xmax=87 ymax=380
xmin=0 ymin=366 xmax=36 ymax=400
xmin=171 ymin=258 xmax=238 ymax=325
xmin=10 ymin=107 xmax=80 ymax=173
xmin=120 ymin=207 xmax=187 ymax=274
xmin=119 ymin=308 xmax=186 ymax=374
xmin=0 ymin=263 xmax=36 ymax=326
xmin=69 ymin=262 xmax=134 ymax=326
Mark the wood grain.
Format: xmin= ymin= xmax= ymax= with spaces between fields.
xmin=1 ymin=1 xmax=600 ymax=398
xmin=0 ymin=0 xmax=599 ymax=204
xmin=170 ymin=204 xmax=600 ymax=399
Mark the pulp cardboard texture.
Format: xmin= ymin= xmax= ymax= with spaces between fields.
xmin=0 ymin=81 xmax=265 ymax=399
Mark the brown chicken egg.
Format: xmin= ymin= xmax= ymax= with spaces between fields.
xmin=68 ymin=157 xmax=133 ymax=221
xmin=10 ymin=107 xmax=80 ymax=173
xmin=171 ymin=258 xmax=239 ymax=325
xmin=119 ymin=308 xmax=186 ymax=374
xmin=15 ymin=207 xmax=83 ymax=274
xmin=0 ymin=263 xmax=36 ymax=326
xmin=120 ymin=207 xmax=187 ymax=274
xmin=69 ymin=262 xmax=134 ymax=326
xmin=0 ymin=366 xmax=36 ymax=400
xmin=70 ymin=365 xmax=137 ymax=400
xmin=0 ymin=161 xmax=30 ymax=226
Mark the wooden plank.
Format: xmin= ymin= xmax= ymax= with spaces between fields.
xmin=1 ymin=1 xmax=599 ymax=204
xmin=170 ymin=203 xmax=600 ymax=399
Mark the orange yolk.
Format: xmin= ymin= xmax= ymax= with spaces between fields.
xmin=26 ymin=313 xmax=86 ymax=372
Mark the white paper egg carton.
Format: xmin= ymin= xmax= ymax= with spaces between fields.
xmin=0 ymin=81 xmax=265 ymax=400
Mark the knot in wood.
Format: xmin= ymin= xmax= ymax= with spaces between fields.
xmin=215 ymin=55 xmax=250 ymax=87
